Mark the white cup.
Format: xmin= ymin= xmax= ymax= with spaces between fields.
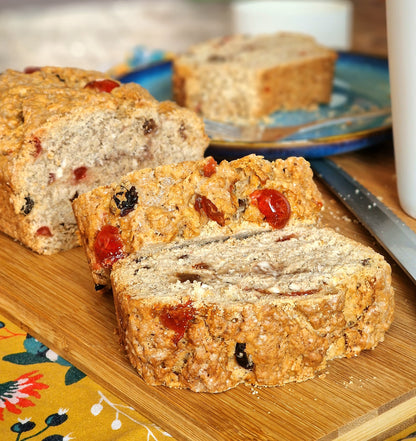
xmin=231 ymin=0 xmax=353 ymax=50
xmin=386 ymin=0 xmax=416 ymax=218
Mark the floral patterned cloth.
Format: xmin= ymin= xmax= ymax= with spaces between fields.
xmin=0 ymin=314 xmax=173 ymax=441
xmin=2 ymin=311 xmax=416 ymax=441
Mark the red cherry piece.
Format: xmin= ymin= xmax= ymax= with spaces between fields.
xmin=159 ymin=300 xmax=196 ymax=344
xmin=24 ymin=66 xmax=41 ymax=74
xmin=250 ymin=189 xmax=291 ymax=229
xmin=36 ymin=226 xmax=52 ymax=237
xmin=284 ymin=289 xmax=319 ymax=296
xmin=31 ymin=137 xmax=42 ymax=158
xmin=194 ymin=194 xmax=225 ymax=226
xmin=73 ymin=166 xmax=87 ymax=181
xmin=203 ymin=157 xmax=218 ymax=177
xmin=94 ymin=225 xmax=125 ymax=269
xmin=84 ymin=79 xmax=120 ymax=93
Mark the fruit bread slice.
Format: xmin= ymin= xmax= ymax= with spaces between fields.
xmin=111 ymin=226 xmax=394 ymax=393
xmin=172 ymin=32 xmax=337 ymax=123
xmin=0 ymin=66 xmax=208 ymax=254
xmin=72 ymin=155 xmax=324 ymax=291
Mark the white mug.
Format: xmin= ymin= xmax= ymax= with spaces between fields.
xmin=386 ymin=0 xmax=416 ymax=218
xmin=231 ymin=0 xmax=353 ymax=50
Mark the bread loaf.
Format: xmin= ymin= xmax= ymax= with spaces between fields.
xmin=172 ymin=32 xmax=338 ymax=123
xmin=72 ymin=155 xmax=324 ymax=291
xmin=0 ymin=66 xmax=208 ymax=254
xmin=111 ymin=225 xmax=394 ymax=393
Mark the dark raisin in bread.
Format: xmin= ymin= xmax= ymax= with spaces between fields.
xmin=0 ymin=66 xmax=208 ymax=254
xmin=72 ymin=155 xmax=324 ymax=291
xmin=111 ymin=226 xmax=394 ymax=393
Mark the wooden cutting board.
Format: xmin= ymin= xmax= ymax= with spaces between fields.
xmin=1 ymin=142 xmax=415 ymax=441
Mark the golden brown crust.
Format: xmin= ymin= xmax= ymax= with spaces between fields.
xmin=256 ymin=56 xmax=337 ymax=115
xmin=73 ymin=155 xmax=324 ymax=289
xmin=172 ymin=32 xmax=338 ymax=123
xmin=0 ymin=67 xmax=151 ymax=156
xmin=111 ymin=226 xmax=394 ymax=393
xmin=0 ymin=66 xmax=208 ymax=254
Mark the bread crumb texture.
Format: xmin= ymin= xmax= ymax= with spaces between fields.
xmin=172 ymin=32 xmax=338 ymax=123
xmin=73 ymin=155 xmax=324 ymax=289
xmin=111 ymin=226 xmax=394 ymax=393
xmin=0 ymin=66 xmax=208 ymax=254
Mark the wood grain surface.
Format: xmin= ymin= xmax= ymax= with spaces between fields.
xmin=1 ymin=140 xmax=415 ymax=441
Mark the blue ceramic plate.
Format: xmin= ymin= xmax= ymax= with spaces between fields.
xmin=118 ymin=53 xmax=392 ymax=159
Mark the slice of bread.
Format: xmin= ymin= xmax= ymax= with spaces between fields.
xmin=172 ymin=32 xmax=337 ymax=123
xmin=72 ymin=155 xmax=324 ymax=291
xmin=111 ymin=226 xmax=394 ymax=393
xmin=0 ymin=66 xmax=208 ymax=254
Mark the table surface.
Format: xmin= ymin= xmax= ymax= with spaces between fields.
xmin=2 ymin=137 xmax=416 ymax=441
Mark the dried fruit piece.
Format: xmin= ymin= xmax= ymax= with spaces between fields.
xmin=176 ymin=272 xmax=201 ymax=283
xmin=194 ymin=194 xmax=225 ymax=226
xmin=235 ymin=343 xmax=254 ymax=370
xmin=249 ymin=188 xmax=291 ymax=229
xmin=31 ymin=136 xmax=42 ymax=158
xmin=84 ymin=79 xmax=120 ymax=93
xmin=21 ymin=196 xmax=34 ymax=215
xmin=111 ymin=185 xmax=138 ymax=217
xmin=203 ymin=157 xmax=217 ymax=177
xmin=282 ymin=289 xmax=319 ymax=297
xmin=36 ymin=226 xmax=52 ymax=237
xmin=160 ymin=300 xmax=196 ymax=344
xmin=94 ymin=225 xmax=125 ymax=269
xmin=73 ymin=166 xmax=87 ymax=182
xmin=24 ymin=66 xmax=41 ymax=74
xmin=48 ymin=173 xmax=56 ymax=184
xmin=179 ymin=122 xmax=187 ymax=140
xmin=143 ymin=119 xmax=157 ymax=135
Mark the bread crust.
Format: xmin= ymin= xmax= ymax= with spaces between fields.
xmin=111 ymin=227 xmax=394 ymax=393
xmin=73 ymin=155 xmax=324 ymax=289
xmin=0 ymin=66 xmax=208 ymax=254
xmin=172 ymin=32 xmax=337 ymax=123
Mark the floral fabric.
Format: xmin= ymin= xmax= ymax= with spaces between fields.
xmin=0 ymin=314 xmax=173 ymax=441
xmin=2 ymin=312 xmax=416 ymax=441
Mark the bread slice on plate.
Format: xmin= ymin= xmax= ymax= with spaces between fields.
xmin=111 ymin=226 xmax=394 ymax=393
xmin=172 ymin=32 xmax=337 ymax=123
xmin=72 ymin=155 xmax=324 ymax=291
xmin=0 ymin=66 xmax=208 ymax=254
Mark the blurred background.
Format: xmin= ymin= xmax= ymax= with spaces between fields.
xmin=0 ymin=0 xmax=387 ymax=72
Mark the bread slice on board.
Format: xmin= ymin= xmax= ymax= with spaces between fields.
xmin=172 ymin=32 xmax=337 ymax=123
xmin=111 ymin=226 xmax=394 ymax=393
xmin=72 ymin=155 xmax=323 ymax=291
xmin=0 ymin=66 xmax=208 ymax=254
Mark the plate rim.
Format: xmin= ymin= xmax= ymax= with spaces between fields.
xmin=117 ymin=51 xmax=392 ymax=157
